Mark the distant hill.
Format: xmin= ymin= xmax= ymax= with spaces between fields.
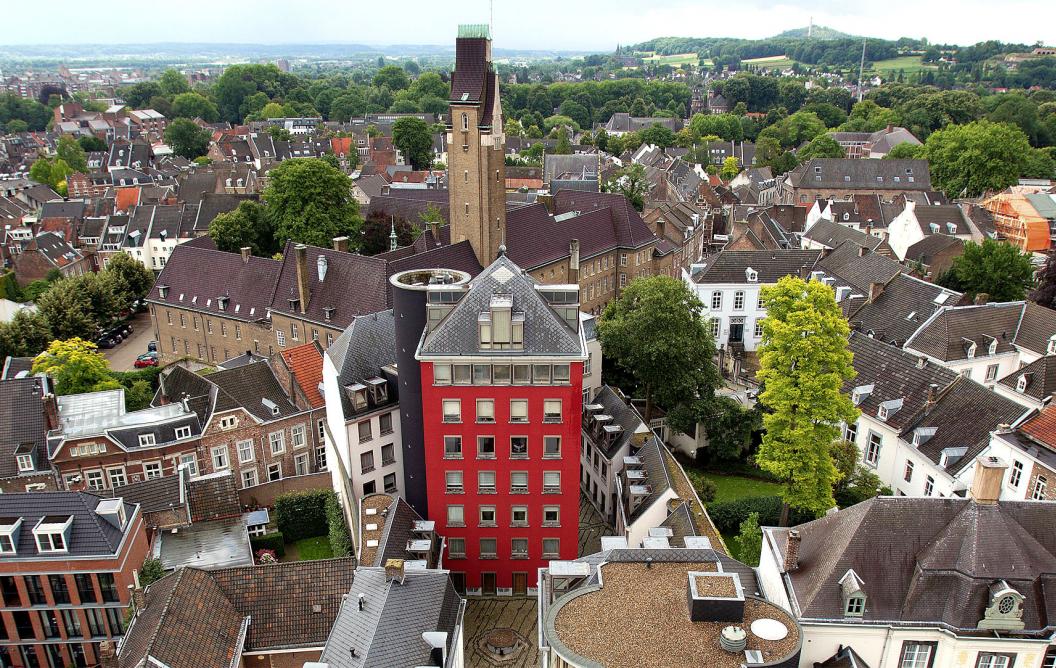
xmin=772 ymin=25 xmax=855 ymax=41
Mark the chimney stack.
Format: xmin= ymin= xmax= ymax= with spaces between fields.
xmin=970 ymin=456 xmax=1008 ymax=504
xmin=868 ymin=282 xmax=884 ymax=303
xmin=429 ymin=220 xmax=440 ymax=245
xmin=974 ymin=293 xmax=990 ymax=305
xmin=857 ymin=245 xmax=867 ymax=257
xmin=924 ymin=383 xmax=938 ymax=414
xmin=783 ymin=530 xmax=801 ymax=573
xmin=98 ymin=641 xmax=118 ymax=668
xmin=294 ymin=244 xmax=309 ymax=314
xmin=333 ymin=236 xmax=349 ymax=253
xmin=569 ymin=239 xmax=580 ymax=284
xmin=240 ymin=246 xmax=251 ymax=263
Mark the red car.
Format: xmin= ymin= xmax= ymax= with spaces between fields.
xmin=134 ymin=353 xmax=159 ymax=368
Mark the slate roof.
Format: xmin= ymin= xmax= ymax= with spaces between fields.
xmin=904 ymin=233 xmax=964 ymax=265
xmin=848 ymin=274 xmax=962 ymax=346
xmin=187 ymin=472 xmax=241 ymax=523
xmin=0 ymin=356 xmax=34 ymax=380
xmin=551 ymin=190 xmax=655 ymax=249
xmin=788 ymin=159 xmax=931 ymax=191
xmin=846 ymin=332 xmax=958 ymax=432
xmin=909 ymin=203 xmax=973 ymax=236
xmin=691 ymin=249 xmax=822 ymax=284
xmin=268 ymin=241 xmax=389 ymax=330
xmin=505 ymin=203 xmax=642 ymax=270
xmin=905 ymin=302 xmax=1025 ymax=362
xmin=816 ymin=240 xmax=902 ymax=293
xmin=803 ymin=218 xmax=888 ymax=252
xmin=583 ymin=386 xmax=648 ymax=459
xmin=205 ymin=359 xmax=300 ymax=422
xmin=105 ymin=472 xmax=184 ymax=515
xmin=148 ymin=243 xmax=280 ymax=322
xmin=319 ymin=567 xmax=464 ymax=668
xmin=0 ymin=492 xmax=136 ymax=559
xmin=627 ymin=437 xmax=673 ymax=523
xmin=326 ymin=310 xmax=397 ymax=420
xmin=450 ymin=35 xmax=489 ymax=103
xmin=39 ymin=199 xmax=86 ymax=220
xmin=280 ymin=341 xmax=326 ymax=408
xmin=999 ymin=356 xmax=1056 ymax=404
xmin=770 ymin=496 xmax=1056 ymax=634
xmin=1013 ymin=302 xmax=1056 ymax=357
xmin=544 ymin=154 xmax=598 ymax=185
xmin=418 ymin=254 xmax=584 ymax=358
xmin=0 ymin=377 xmax=48 ymax=478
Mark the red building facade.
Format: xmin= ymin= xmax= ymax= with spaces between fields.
xmin=415 ymin=256 xmax=586 ymax=596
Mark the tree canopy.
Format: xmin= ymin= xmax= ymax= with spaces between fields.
xmin=922 ymin=120 xmax=1049 ymax=197
xmin=263 ymin=159 xmax=362 ymax=249
xmin=391 ymin=117 xmax=434 ymax=170
xmin=164 ymin=118 xmax=211 ymax=159
xmin=937 ymin=239 xmax=1035 ymax=302
xmin=209 ymin=200 xmax=277 ymax=257
xmin=32 ymin=338 xmax=120 ymax=396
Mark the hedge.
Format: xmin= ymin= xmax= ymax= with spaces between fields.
xmin=706 ymin=496 xmax=816 ymax=533
xmin=326 ymin=493 xmax=353 ymax=558
xmin=274 ymin=490 xmax=330 ymax=541
xmin=250 ymin=531 xmax=286 ymax=559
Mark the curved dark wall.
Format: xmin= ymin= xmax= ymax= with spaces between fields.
xmin=392 ymin=280 xmax=429 ymax=516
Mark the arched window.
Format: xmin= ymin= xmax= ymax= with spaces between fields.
xmin=461 ymin=113 xmax=469 ymax=131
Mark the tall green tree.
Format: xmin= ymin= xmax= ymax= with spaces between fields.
xmin=603 ymin=163 xmax=648 ymax=212
xmin=164 ymin=118 xmax=211 ymax=159
xmin=923 ymin=120 xmax=1039 ymax=198
xmin=35 ymin=280 xmax=97 ymax=340
xmin=157 ymin=69 xmax=190 ymax=97
xmin=56 ymin=136 xmax=88 ymax=173
xmin=31 ymin=338 xmax=120 ymax=396
xmin=209 ymin=201 xmax=276 ymax=256
xmin=171 ymin=92 xmax=220 ymax=122
xmin=104 ymin=253 xmax=156 ymax=305
xmin=391 ymin=116 xmax=434 ymax=170
xmin=936 ymin=239 xmax=1034 ymax=302
xmin=719 ymin=156 xmax=741 ymax=181
xmin=597 ymin=276 xmax=720 ymax=421
xmin=373 ymin=66 xmax=411 ymax=92
xmin=797 ymin=134 xmax=845 ymax=161
xmin=755 ymin=276 xmax=859 ymax=523
xmin=263 ymin=159 xmax=362 ymax=249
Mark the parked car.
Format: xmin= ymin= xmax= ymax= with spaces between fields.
xmin=134 ymin=353 xmax=158 ymax=368
xmin=147 ymin=340 xmax=158 ymax=353
xmin=96 ymin=327 xmax=124 ymax=349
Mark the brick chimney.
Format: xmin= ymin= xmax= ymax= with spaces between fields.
xmin=970 ymin=456 xmax=1008 ymax=505
xmin=868 ymin=282 xmax=884 ymax=303
xmin=98 ymin=640 xmax=118 ymax=668
xmin=333 ymin=236 xmax=349 ymax=253
xmin=429 ymin=220 xmax=441 ymax=245
xmin=41 ymin=392 xmax=59 ymax=431
xmin=294 ymin=244 xmax=309 ymax=314
xmin=974 ymin=293 xmax=990 ymax=305
xmin=240 ymin=246 xmax=251 ymax=263
xmin=568 ymin=238 xmax=580 ymax=284
xmin=783 ymin=530 xmax=801 ymax=572
xmin=924 ymin=383 xmax=938 ymax=414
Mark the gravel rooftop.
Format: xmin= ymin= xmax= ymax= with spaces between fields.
xmin=358 ymin=493 xmax=396 ymax=567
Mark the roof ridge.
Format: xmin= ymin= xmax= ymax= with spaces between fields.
xmin=142 ymin=568 xmax=188 ymax=663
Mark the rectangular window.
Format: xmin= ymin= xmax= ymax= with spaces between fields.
xmin=754 ymin=320 xmax=764 ymax=338
xmin=179 ymin=453 xmax=198 ymax=477
xmin=512 ymin=537 xmax=529 ymax=558
xmin=533 ymin=364 xmax=551 ymax=384
xmin=510 ymin=399 xmax=528 ymax=423
xmin=1010 ymin=460 xmax=1023 ymax=488
xmin=379 ymin=412 xmax=393 ymax=435
xmin=493 ymin=364 xmax=511 ymax=384
xmin=447 ymin=505 xmax=464 ymax=527
xmin=237 ymin=440 xmax=255 ymax=463
xmin=866 ymin=433 xmax=881 ymax=466
xmin=358 ymin=420 xmax=372 ymax=443
xmin=62 ymin=609 xmax=83 ymax=638
xmin=925 ymin=476 xmax=935 ymax=496
xmin=513 ymin=364 xmax=531 ymax=384
xmin=544 ymin=436 xmax=561 ymax=457
xmin=269 ymin=431 xmax=285 ymax=454
xmin=48 ymin=575 xmax=70 ymax=604
xmin=444 ymin=436 xmax=462 ymax=458
xmin=478 ymin=470 xmax=496 ymax=494
xmin=900 ymin=642 xmax=936 ymax=668
xmin=543 ymin=399 xmax=562 ymax=423
xmin=976 ymin=655 xmax=1013 ymax=668
xmin=479 ymin=505 xmax=496 ymax=526
xmin=711 ymin=291 xmax=722 ymax=310
xmin=511 ymin=471 xmax=529 ymax=494
xmin=479 ymin=538 xmax=497 ymax=558
xmin=174 ymin=426 xmax=191 ymax=440
xmin=384 ymin=472 xmax=396 ymax=493
xmin=107 ymin=467 xmax=126 ymax=488
xmin=734 ymin=291 xmax=745 ymax=310
xmin=543 ymin=471 xmax=561 ymax=493
xmin=276 ymin=330 xmax=286 ymax=346
xmin=211 ymin=446 xmax=229 ymax=471
xmin=219 ymin=416 xmax=237 ymax=430
xmin=904 ymin=460 xmax=914 ymax=483
xmin=433 ymin=364 xmax=452 ymax=385
xmin=448 ymin=537 xmax=466 ymax=558
xmin=75 ymin=574 xmax=97 ymax=604
xmin=476 ymin=399 xmax=495 ymax=423
xmin=443 ymin=399 xmax=461 ymax=422
xmin=446 ymin=471 xmax=464 ymax=494
xmin=1033 ymin=475 xmax=1047 ymax=500
xmin=380 ymin=443 xmax=395 ymax=467
xmin=291 ymin=424 xmax=306 ymax=448
xmin=316 ymin=444 xmax=327 ymax=471
xmin=553 ymin=364 xmax=570 ymax=383
xmin=472 ymin=364 xmax=491 ymax=384
xmin=511 ymin=436 xmax=528 ymax=458
xmin=290 ymin=323 xmax=299 ymax=340
xmin=453 ymin=364 xmax=472 ymax=385
xmin=477 ymin=436 xmax=496 ymax=459
xmin=710 ymin=319 xmax=720 ymax=338
xmin=360 ymin=451 xmax=375 ymax=474
xmin=138 ymin=433 xmax=156 ymax=447
xmin=985 ymin=364 xmax=999 ymax=382
xmin=543 ymin=506 xmax=560 ymax=526
xmin=511 ymin=506 xmax=528 ymax=526
xmin=844 ymin=421 xmax=857 ymax=443
xmin=542 ymin=538 xmax=560 ymax=558
xmin=241 ymin=468 xmax=258 ymax=488
xmin=294 ymin=453 xmax=309 ymax=475
xmin=24 ymin=575 xmax=45 ymax=605
xmin=267 ymin=463 xmax=282 ymax=481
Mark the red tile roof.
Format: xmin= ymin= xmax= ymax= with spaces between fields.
xmin=1020 ymin=405 xmax=1056 ymax=448
xmin=280 ymin=342 xmax=325 ymax=408
xmin=115 ymin=186 xmax=141 ymax=212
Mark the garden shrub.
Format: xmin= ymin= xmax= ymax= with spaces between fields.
xmin=250 ymin=531 xmax=286 ymax=558
xmin=706 ymin=496 xmax=815 ymax=533
xmin=326 ymin=492 xmax=353 ymax=558
xmin=274 ymin=489 xmax=330 ymax=541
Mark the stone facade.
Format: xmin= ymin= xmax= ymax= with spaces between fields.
xmin=150 ymin=302 xmax=273 ymax=362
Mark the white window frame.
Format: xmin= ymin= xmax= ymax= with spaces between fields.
xmin=144 ymin=461 xmax=163 ymax=479
xmin=179 ymin=453 xmax=198 ymax=477
xmin=269 ymin=431 xmax=286 ymax=455
xmin=291 ymin=424 xmax=307 ymax=449
xmin=138 ymin=434 xmax=156 ymax=447
xmin=106 ymin=467 xmax=126 ymax=489
xmin=294 ymin=452 xmax=310 ymax=476
xmin=241 ymin=468 xmax=258 ymax=489
xmin=865 ymin=433 xmax=881 ymax=466
xmin=85 ymin=470 xmax=105 ymax=491
xmin=16 ymin=454 xmax=33 ymax=472
xmin=211 ymin=446 xmax=230 ymax=471
xmin=174 ymin=426 xmax=191 ymax=440
xmin=237 ymin=439 xmax=255 ymax=464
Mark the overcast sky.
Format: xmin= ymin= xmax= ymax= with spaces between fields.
xmin=6 ymin=0 xmax=1054 ymax=50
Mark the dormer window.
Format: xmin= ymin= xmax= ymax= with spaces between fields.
xmin=366 ymin=377 xmax=388 ymax=404
xmin=0 ymin=518 xmax=22 ymax=554
xmin=16 ymin=454 xmax=33 ymax=472
xmin=987 ymin=338 xmax=997 ymax=356
xmin=839 ymin=569 xmax=866 ymax=618
xmin=851 ymin=384 xmax=874 ymax=406
xmin=845 ymin=595 xmax=865 ymax=616
xmin=877 ymin=398 xmax=903 ymax=421
xmin=138 ymin=434 xmax=156 ymax=447
xmin=33 ymin=516 xmax=72 ymax=554
xmin=745 ymin=268 xmax=757 ymax=282
xmin=980 ymin=581 xmax=1025 ymax=630
xmin=346 ymin=384 xmax=368 ymax=411
xmin=963 ymin=338 xmax=977 ymax=358
xmin=1017 ymin=374 xmax=1030 ymax=393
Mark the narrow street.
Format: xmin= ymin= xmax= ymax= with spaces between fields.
xmin=102 ymin=312 xmax=154 ymax=371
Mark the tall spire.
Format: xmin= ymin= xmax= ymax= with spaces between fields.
xmin=389 ymin=218 xmax=398 ymax=252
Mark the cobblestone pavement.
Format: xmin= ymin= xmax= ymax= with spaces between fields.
xmin=578 ymin=493 xmax=612 ymax=557
xmin=464 ymin=597 xmax=540 ymax=668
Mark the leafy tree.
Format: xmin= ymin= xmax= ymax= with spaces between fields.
xmin=0 ymin=94 xmax=51 ymax=131
xmin=1032 ymin=252 xmax=1056 ymax=310
xmin=640 ymin=123 xmax=676 ymax=148
xmin=77 ymin=135 xmax=107 ymax=152
xmin=72 ymin=273 xmax=121 ymax=327
xmin=35 ymin=279 xmax=97 ymax=340
xmin=759 ymin=111 xmax=827 ymax=149
xmin=104 ymin=253 xmax=155 ymax=305
xmin=922 ymin=120 xmax=1035 ymax=198
xmin=29 ymin=157 xmax=72 ymax=190
xmin=4 ymin=119 xmax=28 ymax=134
xmin=597 ymin=276 xmax=720 ymax=421
xmin=121 ymin=82 xmax=162 ymax=109
xmin=157 ymin=69 xmax=190 ymax=97
xmin=0 ymin=310 xmax=52 ymax=359
xmin=553 ymin=129 xmax=573 ymax=155
xmin=263 ymin=159 xmax=361 ymax=249
xmin=360 ymin=212 xmax=417 ymax=255
xmin=831 ymin=440 xmax=890 ymax=508
xmin=373 ymin=65 xmax=410 ymax=92
xmin=171 ymin=92 xmax=219 ymax=122
xmin=668 ymin=395 xmax=760 ymax=463
xmin=884 ymin=142 xmax=924 ymax=159
xmin=31 ymin=338 xmax=120 ymax=396
xmin=603 ymin=163 xmax=648 ymax=211
xmin=164 ymin=118 xmax=211 ymax=159
xmin=800 ymin=102 xmax=847 ymax=128
xmin=734 ymin=512 xmax=762 ymax=566
xmin=937 ymin=239 xmax=1034 ymax=302
xmin=267 ymin=126 xmax=292 ymax=142
xmin=797 ymin=134 xmax=845 ymax=161
xmin=719 ymin=156 xmax=740 ymax=181
xmin=139 ymin=557 xmax=166 ymax=587
xmin=209 ymin=200 xmax=275 ymax=256
xmin=558 ymin=99 xmax=591 ymax=130
xmin=392 ymin=116 xmax=434 ymax=170
xmin=755 ymin=276 xmax=859 ymax=523
xmin=839 ymin=100 xmax=899 ymax=132
xmin=689 ymin=113 xmax=743 ymax=142
xmin=57 ymin=136 xmax=88 ymax=173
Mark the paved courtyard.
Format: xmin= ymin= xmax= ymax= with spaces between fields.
xmin=464 ymin=597 xmax=540 ymax=668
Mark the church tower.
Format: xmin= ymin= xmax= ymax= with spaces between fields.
xmin=448 ymin=24 xmax=507 ymax=266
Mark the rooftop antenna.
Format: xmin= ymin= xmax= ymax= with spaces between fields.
xmin=857 ymin=38 xmax=867 ymax=103
xmin=490 ymin=0 xmax=494 ymax=41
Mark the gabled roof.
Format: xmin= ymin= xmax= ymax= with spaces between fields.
xmin=0 ymin=377 xmax=48 ymax=478
xmin=788 ymin=158 xmax=931 ymax=191
xmin=816 ymin=240 xmax=902 ymax=293
xmin=1019 ymin=404 xmax=1056 ymax=449
xmin=804 ymin=218 xmax=889 ymax=253
xmin=1013 ymin=302 xmax=1056 ymax=357
xmin=326 ymin=310 xmax=397 ymax=420
xmin=691 ymin=249 xmax=822 ymax=284
xmin=999 ymin=356 xmax=1056 ymax=404
xmin=904 ymin=233 xmax=964 ymax=265
xmin=0 ymin=491 xmax=136 ymax=558
xmin=551 ymin=190 xmax=656 ymax=249
xmin=280 ymin=341 xmax=325 ymax=409
xmin=848 ymin=274 xmax=962 ymax=346
xmin=909 ymin=203 xmax=972 ymax=236
xmin=905 ymin=302 xmax=1025 ymax=362
xmin=418 ymin=254 xmax=584 ymax=358
xmin=584 ymin=386 xmax=648 ymax=459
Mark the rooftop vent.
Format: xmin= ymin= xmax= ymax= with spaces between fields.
xmin=719 ymin=626 xmax=747 ymax=653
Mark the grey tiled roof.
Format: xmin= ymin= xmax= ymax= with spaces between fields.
xmin=848 ymin=274 xmax=962 ymax=346
xmin=691 ymin=249 xmax=822 ymax=284
xmin=772 ymin=497 xmax=1056 ymax=632
xmin=816 ymin=240 xmax=902 ymax=293
xmin=627 ymin=437 xmax=673 ymax=523
xmin=803 ymin=218 xmax=888 ymax=252
xmin=905 ymin=302 xmax=1025 ymax=362
xmin=1013 ymin=302 xmax=1056 ymax=357
xmin=320 ymin=567 xmax=464 ymax=668
xmin=904 ymin=233 xmax=964 ymax=264
xmin=999 ymin=355 xmax=1056 ymax=403
xmin=584 ymin=386 xmax=647 ymax=459
xmin=0 ymin=492 xmax=135 ymax=558
xmin=326 ymin=310 xmax=397 ymax=420
xmin=106 ymin=472 xmax=183 ymax=515
xmin=419 ymin=255 xmax=584 ymax=358
xmin=788 ymin=158 xmax=931 ymax=191
xmin=0 ymin=377 xmax=48 ymax=478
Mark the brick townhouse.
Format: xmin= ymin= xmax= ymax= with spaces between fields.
xmin=0 ymin=492 xmax=149 ymax=668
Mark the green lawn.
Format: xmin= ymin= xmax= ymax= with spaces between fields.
xmin=742 ymin=55 xmax=796 ymax=69
xmin=869 ymin=55 xmax=937 ymax=75
xmin=685 ymin=469 xmax=783 ymax=505
xmin=291 ymin=536 xmax=333 ymax=561
xmin=643 ymin=52 xmax=701 ymax=67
